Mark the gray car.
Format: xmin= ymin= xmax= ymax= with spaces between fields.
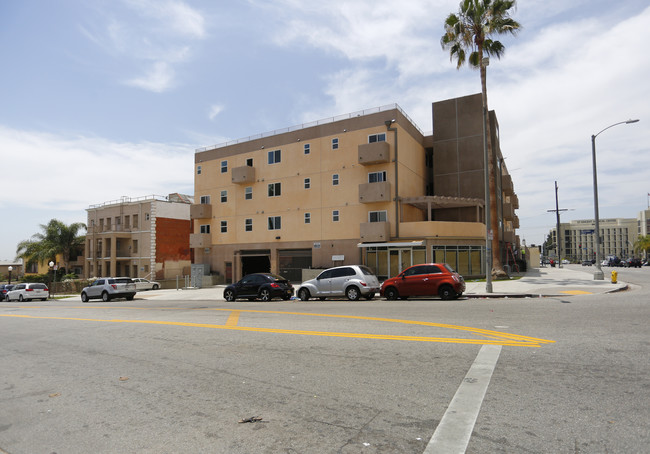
xmin=297 ymin=265 xmax=380 ymax=301
xmin=81 ymin=277 xmax=137 ymax=302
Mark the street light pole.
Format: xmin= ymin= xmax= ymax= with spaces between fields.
xmin=7 ymin=266 xmax=12 ymax=285
xmin=481 ymin=57 xmax=493 ymax=293
xmin=591 ymin=119 xmax=639 ymax=280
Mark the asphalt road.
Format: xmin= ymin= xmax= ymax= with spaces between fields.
xmin=1 ymin=266 xmax=648 ymax=453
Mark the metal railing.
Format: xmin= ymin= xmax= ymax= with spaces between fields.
xmin=195 ymin=103 xmax=424 ymax=153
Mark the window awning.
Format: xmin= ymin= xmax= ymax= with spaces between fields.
xmin=357 ymin=241 xmax=425 ymax=248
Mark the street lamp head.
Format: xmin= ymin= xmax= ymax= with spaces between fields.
xmin=625 ymin=119 xmax=640 ymax=124
xmin=8 ymin=266 xmax=12 ymax=272
xmin=49 ymin=261 xmax=54 ymax=267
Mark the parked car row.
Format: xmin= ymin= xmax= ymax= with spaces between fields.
xmin=601 ymin=257 xmax=644 ymax=268
xmin=223 ymin=263 xmax=466 ymax=302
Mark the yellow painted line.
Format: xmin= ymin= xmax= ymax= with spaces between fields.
xmin=560 ymin=290 xmax=592 ymax=295
xmin=225 ymin=310 xmax=240 ymax=326
xmin=0 ymin=313 xmax=553 ymax=347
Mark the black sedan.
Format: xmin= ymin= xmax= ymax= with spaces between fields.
xmin=223 ymin=273 xmax=294 ymax=302
xmin=0 ymin=284 xmax=15 ymax=301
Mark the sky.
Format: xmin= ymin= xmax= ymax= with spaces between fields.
xmin=1 ymin=0 xmax=649 ymax=261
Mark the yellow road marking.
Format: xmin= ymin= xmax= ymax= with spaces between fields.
xmin=0 ymin=311 xmax=554 ymax=347
xmin=225 ymin=310 xmax=240 ymax=326
xmin=560 ymin=290 xmax=592 ymax=295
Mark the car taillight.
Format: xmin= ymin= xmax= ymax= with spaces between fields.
xmin=111 ymin=284 xmax=117 ymax=289
xmin=44 ymin=287 xmax=49 ymax=291
xmin=26 ymin=288 xmax=33 ymax=291
xmin=360 ymin=282 xmax=367 ymax=286
xmin=270 ymin=283 xmax=280 ymax=288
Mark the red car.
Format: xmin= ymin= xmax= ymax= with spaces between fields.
xmin=380 ymin=263 xmax=465 ymax=300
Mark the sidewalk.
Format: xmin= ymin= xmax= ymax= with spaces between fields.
xmin=463 ymin=265 xmax=628 ymax=298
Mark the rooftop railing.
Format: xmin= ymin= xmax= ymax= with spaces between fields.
xmin=195 ymin=103 xmax=424 ymax=153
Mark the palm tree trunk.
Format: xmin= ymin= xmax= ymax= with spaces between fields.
xmin=480 ymin=61 xmax=505 ymax=278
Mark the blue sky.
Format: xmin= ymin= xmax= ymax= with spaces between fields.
xmin=1 ymin=0 xmax=649 ymax=261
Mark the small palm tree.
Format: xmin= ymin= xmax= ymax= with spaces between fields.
xmin=441 ymin=0 xmax=520 ymax=277
xmin=16 ymin=219 xmax=86 ymax=274
xmin=634 ymin=235 xmax=650 ymax=258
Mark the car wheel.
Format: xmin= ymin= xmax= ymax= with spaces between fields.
xmin=81 ymin=292 xmax=89 ymax=303
xmin=365 ymin=293 xmax=375 ymax=300
xmin=152 ymin=284 xmax=159 ymax=290
xmin=384 ymin=287 xmax=399 ymax=300
xmin=18 ymin=295 xmax=24 ymax=302
xmin=224 ymin=289 xmax=236 ymax=302
xmin=439 ymin=285 xmax=456 ymax=301
xmin=346 ymin=286 xmax=360 ymax=301
xmin=102 ymin=291 xmax=110 ymax=302
xmin=259 ymin=288 xmax=271 ymax=302
xmin=299 ymin=288 xmax=310 ymax=301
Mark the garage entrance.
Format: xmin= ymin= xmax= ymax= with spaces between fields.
xmin=241 ymin=251 xmax=271 ymax=277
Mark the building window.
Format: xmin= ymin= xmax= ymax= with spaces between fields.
xmin=133 ymin=214 xmax=139 ymax=228
xmin=368 ymin=171 xmax=387 ymax=183
xmin=197 ymin=165 xmax=202 ymax=175
xmin=332 ymin=174 xmax=339 ymax=186
xmin=268 ymin=182 xmax=281 ymax=197
xmin=304 ymin=178 xmax=310 ymax=189
xmin=220 ymin=221 xmax=228 ymax=233
xmin=267 ymin=149 xmax=281 ymax=164
xmin=304 ymin=213 xmax=311 ymax=224
xmin=268 ymin=216 xmax=281 ymax=230
xmin=332 ymin=210 xmax=340 ymax=222
xmin=221 ymin=190 xmax=227 ymax=203
xmin=124 ymin=215 xmax=130 ymax=228
xmin=221 ymin=160 xmax=228 ymax=173
xmin=369 ymin=210 xmax=387 ymax=223
xmin=132 ymin=239 xmax=138 ymax=254
xmin=245 ymin=218 xmax=252 ymax=232
xmin=200 ymin=224 xmax=210 ymax=234
xmin=246 ymin=158 xmax=253 ymax=166
xmin=304 ymin=143 xmax=310 ymax=154
xmin=332 ymin=138 xmax=339 ymax=150
xmin=368 ymin=133 xmax=386 ymax=143
xmin=245 ymin=187 xmax=253 ymax=200
xmin=200 ymin=195 xmax=210 ymax=204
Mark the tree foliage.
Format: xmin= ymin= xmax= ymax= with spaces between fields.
xmin=441 ymin=0 xmax=520 ymax=278
xmin=634 ymin=235 xmax=650 ymax=255
xmin=16 ymin=219 xmax=86 ymax=274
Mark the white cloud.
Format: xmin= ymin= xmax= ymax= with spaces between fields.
xmin=208 ymin=104 xmax=225 ymax=121
xmin=122 ymin=0 xmax=207 ymax=39
xmin=126 ymin=61 xmax=176 ymax=92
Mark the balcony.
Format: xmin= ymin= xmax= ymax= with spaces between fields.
xmin=359 ymin=222 xmax=390 ymax=242
xmin=358 ymin=141 xmax=390 ymax=165
xmin=190 ymin=233 xmax=212 ymax=248
xmin=502 ymin=201 xmax=514 ymax=220
xmin=232 ymin=165 xmax=255 ymax=184
xmin=190 ymin=203 xmax=212 ymax=219
xmin=359 ymin=181 xmax=391 ymax=203
xmin=502 ymin=174 xmax=514 ymax=195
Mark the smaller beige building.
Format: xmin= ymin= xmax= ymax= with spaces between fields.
xmin=85 ymin=194 xmax=193 ymax=280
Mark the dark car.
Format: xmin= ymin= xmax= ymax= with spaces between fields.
xmin=1 ymin=284 xmax=15 ymax=301
xmin=224 ymin=273 xmax=294 ymax=302
xmin=622 ymin=258 xmax=642 ymax=268
xmin=380 ymin=263 xmax=465 ymax=300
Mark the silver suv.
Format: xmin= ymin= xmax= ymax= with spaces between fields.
xmin=81 ymin=277 xmax=137 ymax=302
xmin=297 ymin=265 xmax=380 ymax=301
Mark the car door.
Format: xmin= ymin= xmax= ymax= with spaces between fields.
xmin=330 ymin=267 xmax=354 ymax=297
xmin=314 ymin=269 xmax=333 ymax=296
xmin=87 ymin=279 xmax=103 ymax=298
xmin=398 ymin=265 xmax=428 ymax=296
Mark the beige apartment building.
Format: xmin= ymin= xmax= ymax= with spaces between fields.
xmin=192 ymin=93 xmax=519 ymax=282
xmin=85 ymin=194 xmax=193 ymax=280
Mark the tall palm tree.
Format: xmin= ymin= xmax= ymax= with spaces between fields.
xmin=16 ymin=219 xmax=86 ymax=274
xmin=441 ymin=0 xmax=520 ymax=277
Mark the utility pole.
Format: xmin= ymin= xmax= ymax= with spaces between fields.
xmin=548 ymin=181 xmax=569 ymax=267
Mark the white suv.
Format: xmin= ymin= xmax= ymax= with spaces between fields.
xmin=297 ymin=265 xmax=380 ymax=301
xmin=5 ymin=283 xmax=49 ymax=302
xmin=81 ymin=277 xmax=137 ymax=302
